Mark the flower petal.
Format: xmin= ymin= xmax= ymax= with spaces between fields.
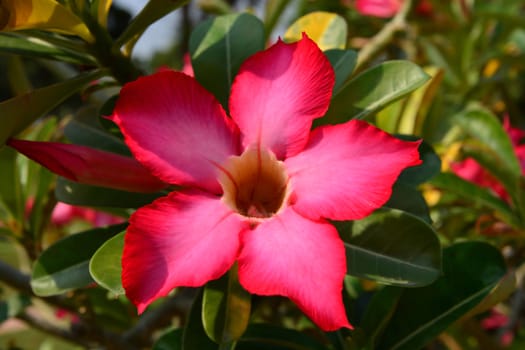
xmin=355 ymin=0 xmax=401 ymax=18
xmin=7 ymin=139 xmax=167 ymax=193
xmin=238 ymin=207 xmax=350 ymax=331
xmin=229 ymin=34 xmax=335 ymax=159
xmin=285 ymin=120 xmax=422 ymax=221
xmin=122 ymin=190 xmax=248 ymax=313
xmin=109 ymin=71 xmax=240 ymax=194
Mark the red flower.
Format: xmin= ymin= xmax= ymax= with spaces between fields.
xmin=109 ymin=35 xmax=421 ymax=331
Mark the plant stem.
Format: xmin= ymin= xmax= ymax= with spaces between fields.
xmin=355 ymin=0 xmax=414 ymax=72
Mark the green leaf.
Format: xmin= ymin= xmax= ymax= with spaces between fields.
xmin=325 ymin=49 xmax=357 ymax=95
xmin=359 ymin=287 xmax=403 ymax=349
xmin=430 ymin=172 xmax=519 ymax=226
xmin=189 ymin=13 xmax=265 ymax=108
xmin=384 ymin=182 xmax=431 ymax=223
xmin=0 ymin=33 xmax=95 ymax=64
xmin=377 ymin=241 xmax=507 ymax=350
xmin=64 ymin=110 xmax=130 ymax=156
xmin=284 ymin=11 xmax=347 ymax=51
xmin=0 ymin=146 xmax=20 ymax=220
xmin=0 ymin=69 xmax=106 ymax=146
xmin=182 ymin=291 xmax=218 ymax=350
xmin=341 ymin=208 xmax=441 ymax=287
xmin=153 ymin=329 xmax=183 ymax=350
xmin=320 ymin=61 xmax=429 ymax=125
xmin=55 ymin=177 xmax=164 ymax=209
xmin=454 ymin=107 xmax=521 ymax=180
xmin=31 ymin=223 xmax=127 ymax=296
xmin=202 ymin=265 xmax=251 ymax=344
xmin=237 ymin=324 xmax=329 ymax=350
xmin=89 ymin=231 xmax=126 ymax=296
xmin=396 ymin=136 xmax=441 ymax=186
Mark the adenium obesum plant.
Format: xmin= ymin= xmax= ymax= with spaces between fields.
xmin=8 ymin=35 xmax=421 ymax=331
xmin=107 ymin=35 xmax=422 ymax=331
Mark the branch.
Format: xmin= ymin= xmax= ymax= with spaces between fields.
xmin=0 ymin=259 xmax=128 ymax=349
xmin=355 ymin=0 xmax=414 ymax=72
xmin=17 ymin=309 xmax=92 ymax=348
xmin=122 ymin=289 xmax=196 ymax=346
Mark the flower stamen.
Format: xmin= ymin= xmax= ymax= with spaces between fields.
xmin=219 ymin=147 xmax=289 ymax=219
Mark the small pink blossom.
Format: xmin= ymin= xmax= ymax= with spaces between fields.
xmin=355 ymin=0 xmax=403 ymax=18
xmin=109 ymin=35 xmax=421 ymax=331
xmin=51 ymin=202 xmax=123 ymax=227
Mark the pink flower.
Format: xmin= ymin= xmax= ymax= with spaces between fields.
xmin=356 ymin=0 xmax=403 ymax=18
xmin=452 ymin=117 xmax=525 ymax=202
xmin=109 ymin=35 xmax=421 ymax=331
xmin=51 ymin=202 xmax=123 ymax=227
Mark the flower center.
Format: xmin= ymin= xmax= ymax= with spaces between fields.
xmin=218 ymin=147 xmax=289 ymax=219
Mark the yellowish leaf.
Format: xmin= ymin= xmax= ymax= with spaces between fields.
xmin=284 ymin=11 xmax=347 ymax=51
xmin=98 ymin=0 xmax=113 ymax=27
xmin=0 ymin=0 xmax=93 ymax=42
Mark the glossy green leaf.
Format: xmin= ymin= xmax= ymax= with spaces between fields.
xmin=377 ymin=241 xmax=507 ymax=350
xmin=383 ymin=182 xmax=431 ymax=223
xmin=430 ymin=172 xmax=519 ymax=227
xmin=0 ymin=69 xmax=106 ymax=146
xmin=89 ymin=231 xmax=125 ymax=296
xmin=342 ymin=208 xmax=441 ymax=287
xmin=320 ymin=61 xmax=430 ymax=125
xmin=182 ymin=291 xmax=218 ymax=350
xmin=396 ymin=136 xmax=441 ymax=186
xmin=55 ymin=177 xmax=164 ymax=209
xmin=115 ymin=0 xmax=189 ymax=49
xmin=359 ymin=287 xmax=403 ymax=349
xmin=31 ymin=223 xmax=126 ymax=296
xmin=189 ymin=13 xmax=265 ymax=108
xmin=237 ymin=324 xmax=328 ymax=350
xmin=454 ymin=107 xmax=521 ymax=178
xmin=0 ymin=33 xmax=95 ymax=64
xmin=64 ymin=111 xmax=130 ymax=156
xmin=153 ymin=329 xmax=183 ymax=350
xmin=0 ymin=146 xmax=20 ymax=220
xmin=325 ymin=49 xmax=357 ymax=95
xmin=202 ymin=265 xmax=251 ymax=344
xmin=284 ymin=11 xmax=347 ymax=51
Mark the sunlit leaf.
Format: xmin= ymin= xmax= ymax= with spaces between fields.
xmin=89 ymin=231 xmax=125 ymax=296
xmin=0 ymin=33 xmax=95 ymax=64
xmin=284 ymin=11 xmax=347 ymax=51
xmin=202 ymin=265 xmax=251 ymax=344
xmin=0 ymin=0 xmax=93 ymax=42
xmin=430 ymin=172 xmax=519 ymax=227
xmin=341 ymin=208 xmax=441 ymax=287
xmin=0 ymin=69 xmax=106 ymax=146
xmin=454 ymin=107 xmax=521 ymax=178
xmin=31 ymin=223 xmax=126 ymax=296
xmin=377 ymin=241 xmax=507 ymax=350
xmin=189 ymin=12 xmax=264 ymax=109
xmin=320 ymin=61 xmax=429 ymax=125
